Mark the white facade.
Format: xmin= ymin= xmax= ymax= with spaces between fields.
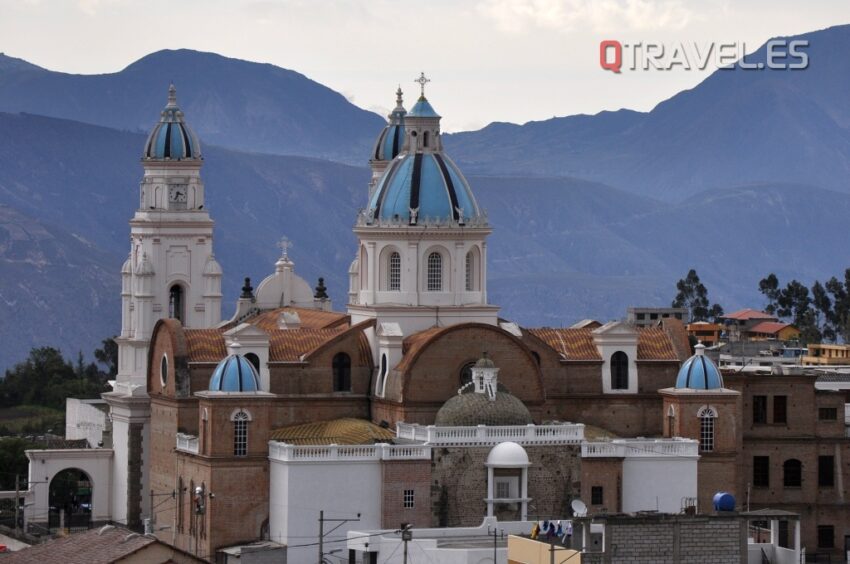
xmin=267 ymin=442 xmax=430 ymax=564
xmin=65 ymin=399 xmax=110 ymax=448
xmin=582 ymin=438 xmax=699 ymax=513
xmin=592 ymin=321 xmax=640 ymax=394
xmin=24 ymin=449 xmax=113 ymax=526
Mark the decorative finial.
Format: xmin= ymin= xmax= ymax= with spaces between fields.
xmin=240 ymin=277 xmax=254 ymax=300
xmin=414 ymin=72 xmax=430 ymax=99
xmin=167 ymin=83 xmax=177 ymax=107
xmin=314 ymin=277 xmax=329 ymax=300
xmin=277 ymin=236 xmax=293 ymax=259
xmin=395 ymin=85 xmax=404 ymax=109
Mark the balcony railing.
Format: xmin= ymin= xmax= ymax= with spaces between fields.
xmin=268 ymin=442 xmax=431 ymax=462
xmin=395 ymin=423 xmax=585 ymax=446
xmin=175 ymin=433 xmax=199 ymax=454
xmin=582 ymin=437 xmax=699 ymax=458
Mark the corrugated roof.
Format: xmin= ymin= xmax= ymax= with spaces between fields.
xmin=270 ymin=418 xmax=394 ymax=445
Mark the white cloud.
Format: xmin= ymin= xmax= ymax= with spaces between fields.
xmin=477 ymin=0 xmax=693 ymax=33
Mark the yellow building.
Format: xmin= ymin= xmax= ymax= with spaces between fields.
xmin=686 ymin=321 xmax=724 ymax=347
xmin=507 ymin=535 xmax=581 ymax=564
xmin=746 ymin=321 xmax=800 ymax=342
xmin=802 ymin=343 xmax=850 ymax=365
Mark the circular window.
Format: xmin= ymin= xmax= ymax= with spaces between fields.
xmin=160 ymin=354 xmax=168 ymax=388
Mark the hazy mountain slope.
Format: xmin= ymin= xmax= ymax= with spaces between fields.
xmin=0 ymin=49 xmax=385 ymax=163
xmin=446 ymin=25 xmax=850 ymax=201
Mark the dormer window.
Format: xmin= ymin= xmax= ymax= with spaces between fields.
xmin=610 ymin=351 xmax=628 ymax=390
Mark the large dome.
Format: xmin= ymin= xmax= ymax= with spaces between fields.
xmin=435 ymin=386 xmax=533 ymax=427
xmin=676 ymin=343 xmax=724 ymax=389
xmin=143 ymin=84 xmax=202 ymax=161
xmin=367 ymin=152 xmax=481 ymax=224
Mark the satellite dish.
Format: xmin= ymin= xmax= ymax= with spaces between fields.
xmin=571 ymin=499 xmax=587 ymax=517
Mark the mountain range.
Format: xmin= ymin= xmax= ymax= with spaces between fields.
xmin=1 ymin=25 xmax=849 ymax=368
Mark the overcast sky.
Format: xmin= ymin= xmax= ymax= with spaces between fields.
xmin=1 ymin=0 xmax=848 ymax=131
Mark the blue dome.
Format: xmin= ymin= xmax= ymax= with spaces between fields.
xmin=372 ymin=123 xmax=405 ymax=162
xmin=143 ymin=84 xmax=201 ymax=161
xmin=408 ymin=97 xmax=440 ymax=118
xmin=367 ymin=152 xmax=481 ymax=223
xmin=372 ymin=87 xmax=407 ymax=162
xmin=676 ymin=345 xmax=724 ymax=389
xmin=209 ymin=354 xmax=261 ymax=392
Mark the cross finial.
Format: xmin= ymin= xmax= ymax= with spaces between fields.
xmin=414 ymin=72 xmax=430 ymax=98
xmin=277 ymin=236 xmax=293 ymax=258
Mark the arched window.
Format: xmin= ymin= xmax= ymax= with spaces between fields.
xmin=610 ymin=351 xmax=629 ymax=390
xmin=232 ymin=410 xmax=250 ymax=456
xmin=783 ymin=459 xmax=802 ymax=487
xmin=244 ymin=353 xmax=260 ymax=373
xmin=169 ymin=284 xmax=184 ymax=323
xmin=460 ymin=361 xmax=476 ymax=386
xmin=377 ymin=353 xmax=388 ymax=396
xmin=427 ymin=252 xmax=442 ymax=291
xmin=423 ymin=131 xmax=430 ymax=148
xmin=697 ymin=406 xmax=717 ymax=452
xmin=667 ymin=404 xmax=676 ymax=435
xmin=465 ymin=251 xmax=474 ymax=291
xmin=388 ymin=252 xmax=401 ymax=291
xmin=333 ymin=352 xmax=352 ymax=392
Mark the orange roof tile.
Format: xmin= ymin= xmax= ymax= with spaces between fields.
xmin=183 ymin=307 xmax=367 ymax=364
xmin=637 ymin=327 xmax=679 ymax=360
xmin=270 ymin=418 xmax=394 ymax=445
xmin=723 ymin=308 xmax=775 ymax=321
xmin=748 ymin=321 xmax=796 ymax=335
xmin=527 ymin=328 xmax=601 ymax=360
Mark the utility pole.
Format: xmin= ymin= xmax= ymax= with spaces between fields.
xmin=318 ymin=510 xmax=324 ymax=564
xmin=401 ymin=524 xmax=412 ymax=564
xmin=318 ymin=510 xmax=360 ymax=564
xmin=14 ymin=475 xmax=20 ymax=536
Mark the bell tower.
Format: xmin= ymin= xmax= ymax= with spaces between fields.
xmin=107 ymin=84 xmax=222 ymax=528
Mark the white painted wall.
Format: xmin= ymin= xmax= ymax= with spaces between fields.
xmin=269 ymin=458 xmax=383 ymax=564
xmin=24 ymin=449 xmax=113 ymax=525
xmin=65 ymin=399 xmax=109 ymax=447
xmin=621 ymin=455 xmax=698 ymax=513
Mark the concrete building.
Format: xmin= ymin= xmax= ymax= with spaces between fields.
xmin=626 ymin=307 xmax=688 ymax=328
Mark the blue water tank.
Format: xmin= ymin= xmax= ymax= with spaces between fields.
xmin=713 ymin=492 xmax=736 ymax=512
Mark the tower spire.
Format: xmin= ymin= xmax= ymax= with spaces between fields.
xmin=395 ymin=85 xmax=404 ymax=111
xmin=166 ymin=83 xmax=178 ymax=108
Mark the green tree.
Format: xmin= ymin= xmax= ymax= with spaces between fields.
xmin=94 ymin=337 xmax=118 ymax=378
xmin=672 ymin=269 xmax=724 ymax=322
xmin=0 ymin=437 xmax=37 ymax=490
xmin=758 ymin=274 xmax=781 ymax=315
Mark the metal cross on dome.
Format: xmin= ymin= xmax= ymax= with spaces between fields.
xmin=414 ymin=72 xmax=430 ymax=97
xmin=277 ymin=236 xmax=293 ymax=258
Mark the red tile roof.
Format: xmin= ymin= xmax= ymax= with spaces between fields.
xmin=528 ymin=326 xmax=680 ymax=361
xmin=748 ymin=321 xmax=796 ymax=335
xmin=723 ymin=308 xmax=776 ymax=321
xmin=0 ymin=526 xmax=202 ymax=563
xmin=183 ymin=307 xmax=368 ymax=364
xmin=527 ymin=328 xmax=601 ymax=360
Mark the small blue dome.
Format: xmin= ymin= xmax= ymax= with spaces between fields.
xmin=367 ymin=152 xmax=481 ymax=223
xmin=408 ymin=97 xmax=440 ymax=118
xmin=676 ymin=344 xmax=724 ymax=389
xmin=372 ymin=87 xmax=407 ymax=162
xmin=143 ymin=84 xmax=201 ymax=161
xmin=209 ymin=354 xmax=261 ymax=392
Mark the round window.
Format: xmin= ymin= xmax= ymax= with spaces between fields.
xmin=160 ymin=354 xmax=168 ymax=388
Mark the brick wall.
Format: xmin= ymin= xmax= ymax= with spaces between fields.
xmin=429 ymin=445 xmax=580 ymax=527
xmin=381 ymin=460 xmax=431 ymax=529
